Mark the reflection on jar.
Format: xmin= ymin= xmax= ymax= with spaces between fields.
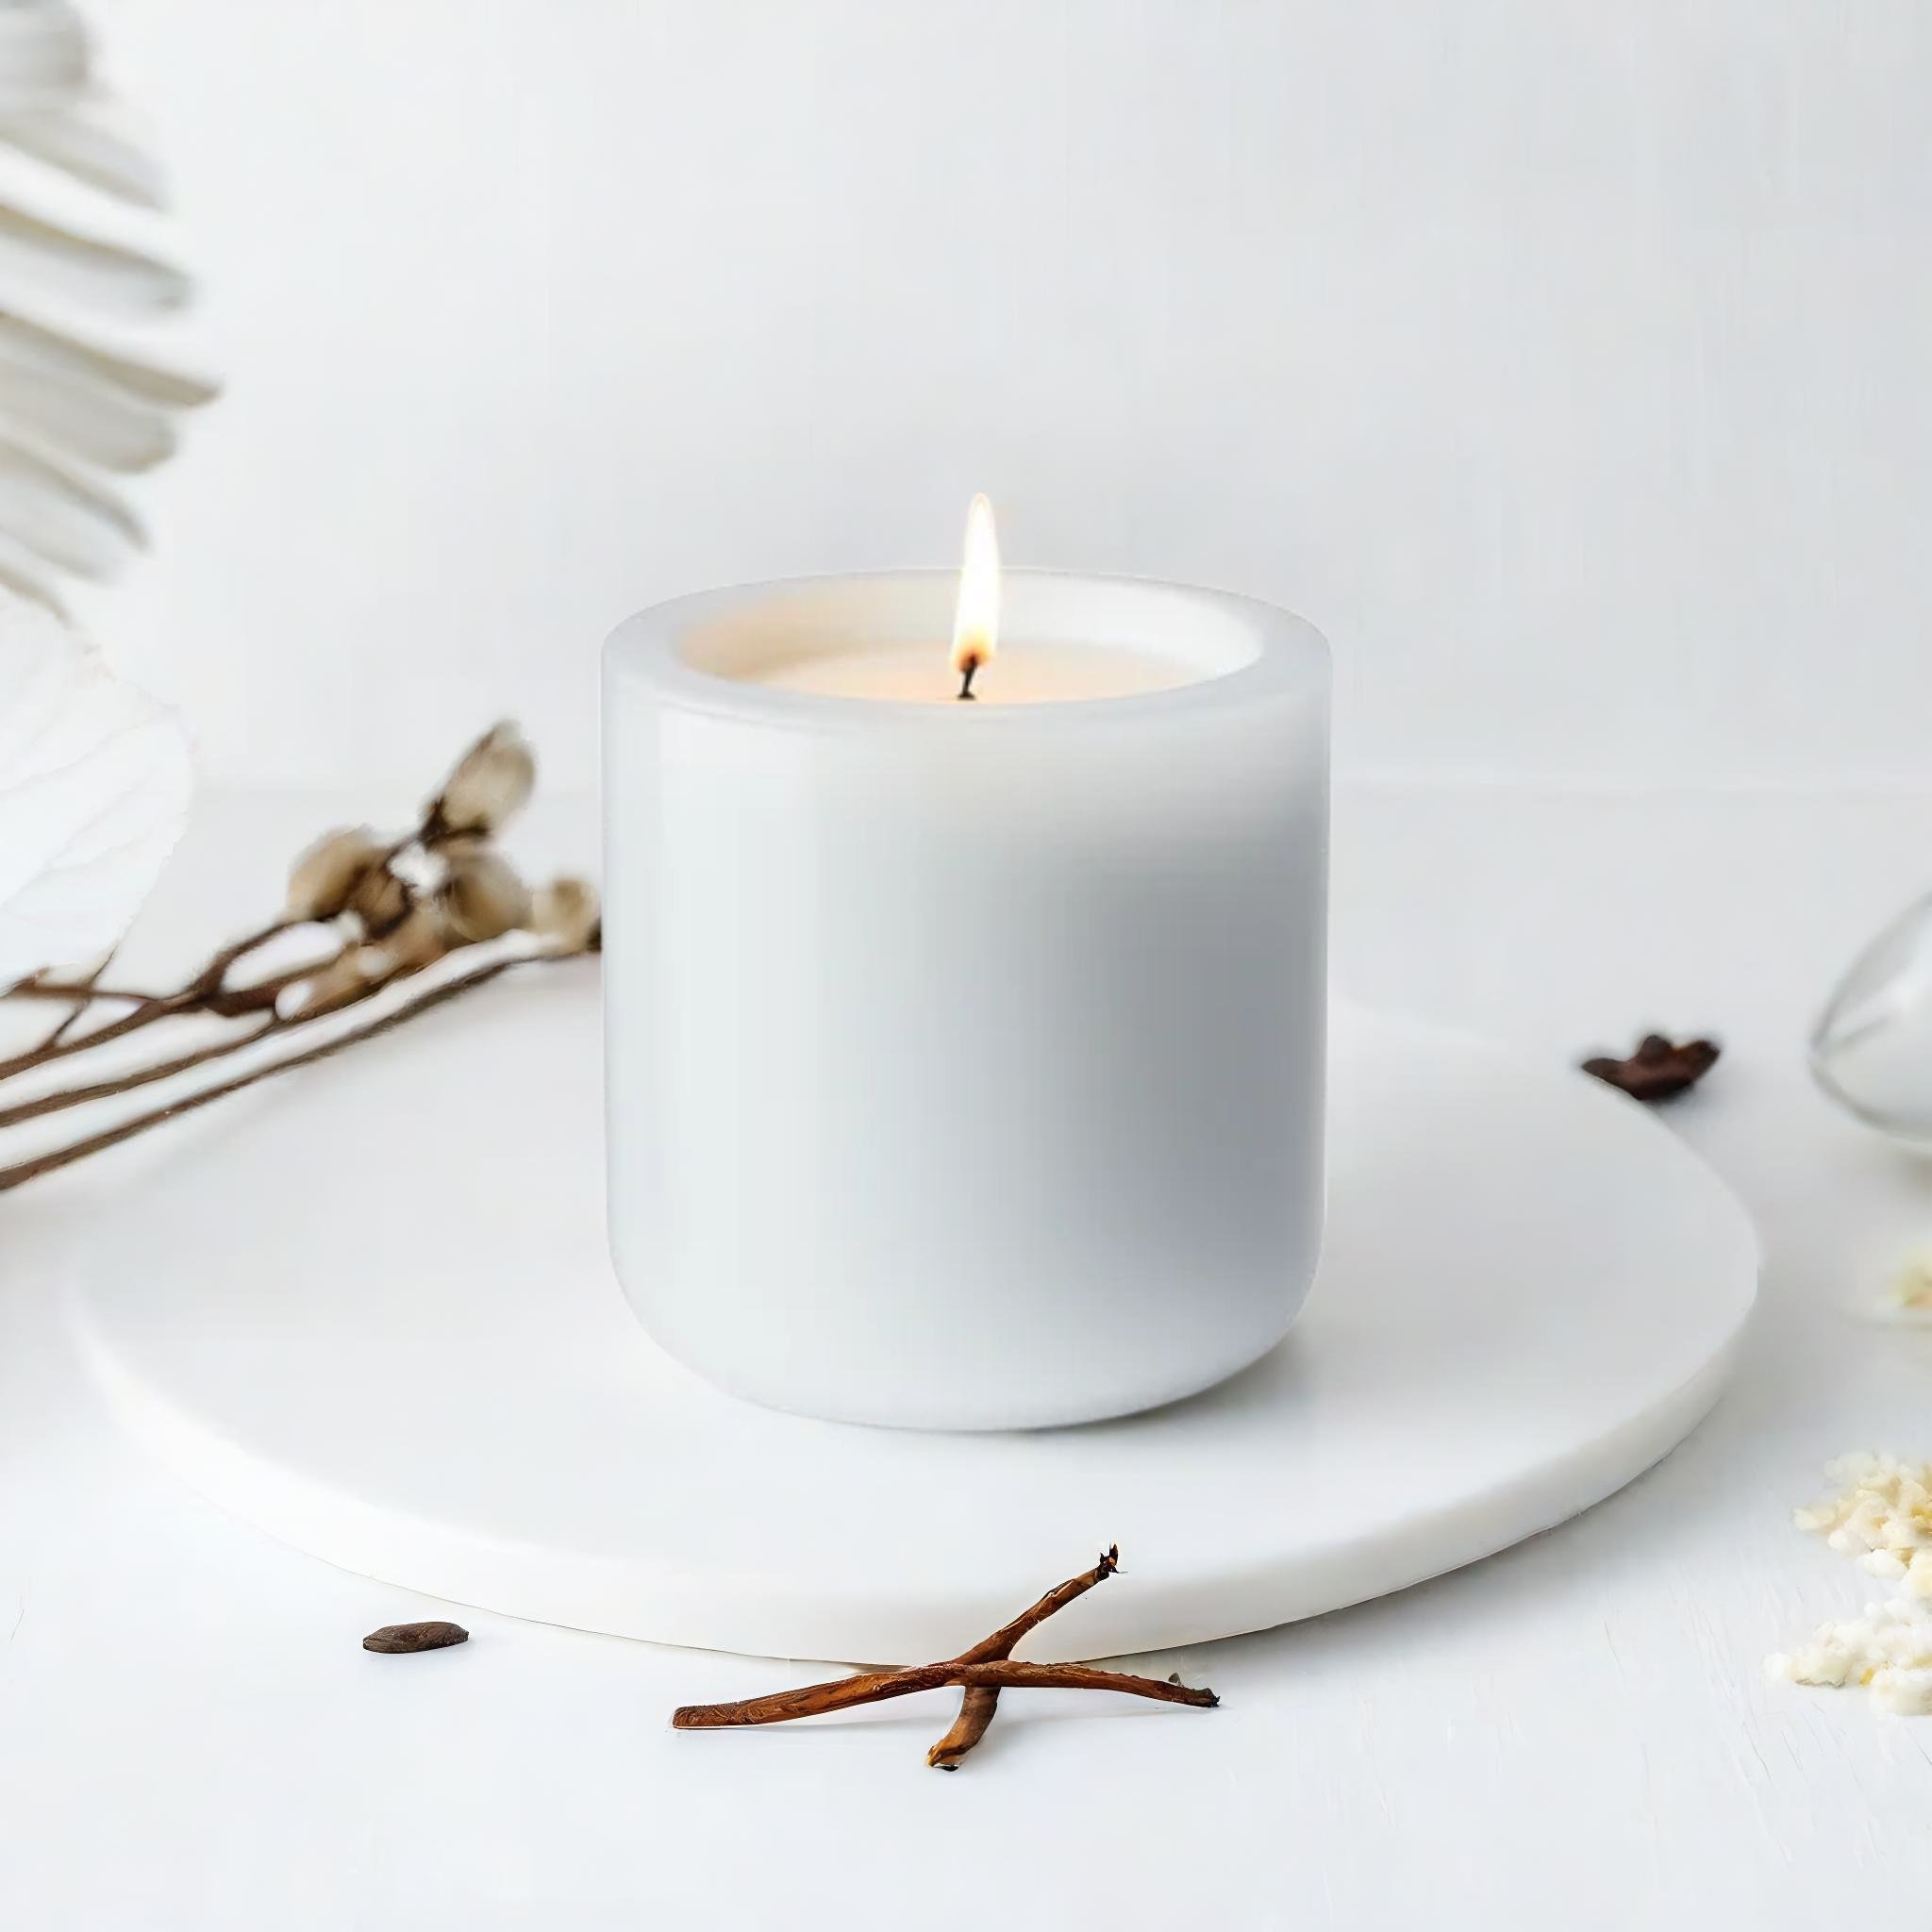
xmin=1812 ymin=891 xmax=1932 ymax=1143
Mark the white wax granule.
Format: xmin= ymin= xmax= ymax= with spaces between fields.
xmin=1770 ymin=1455 xmax=1932 ymax=1714
xmin=1766 ymin=1599 xmax=1932 ymax=1715
xmin=1792 ymin=1452 xmax=1932 ymax=1596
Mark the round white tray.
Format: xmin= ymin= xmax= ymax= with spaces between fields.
xmin=67 ymin=980 xmax=1757 ymax=1662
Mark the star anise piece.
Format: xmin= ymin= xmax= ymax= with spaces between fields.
xmin=1581 ymin=1033 xmax=1720 ymax=1103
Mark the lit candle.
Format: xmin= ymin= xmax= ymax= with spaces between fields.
xmin=604 ymin=501 xmax=1329 ymax=1429
xmin=740 ymin=498 xmax=1207 ymax=706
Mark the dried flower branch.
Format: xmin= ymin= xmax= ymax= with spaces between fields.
xmin=0 ymin=949 xmax=572 ymax=1193
xmin=673 ymin=1547 xmax=1217 ymax=1771
xmin=0 ymin=720 xmax=598 ymax=1192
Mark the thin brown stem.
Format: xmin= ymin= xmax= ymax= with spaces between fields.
xmin=187 ymin=918 xmax=294 ymax=997
xmin=8 ymin=979 xmax=171 ymax=1007
xmin=672 ymin=1659 xmax=1217 ymax=1731
xmin=926 ymin=1688 xmax=1001 ymax=1771
xmin=30 ymin=947 xmax=124 ymax=1047
xmin=672 ymin=1547 xmax=1209 ymax=1767
xmin=0 ymin=991 xmax=171 ymax=1079
xmin=0 ymin=923 xmax=328 ymax=1082
xmin=951 ymin=1544 xmax=1119 ymax=1667
xmin=199 ymin=949 xmax=346 ymax=1017
xmin=926 ymin=1543 xmax=1121 ymax=1769
xmin=0 ymin=1017 xmax=279 ymax=1129
xmin=0 ymin=948 xmax=584 ymax=1194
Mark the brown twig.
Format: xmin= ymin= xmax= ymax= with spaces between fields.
xmin=0 ymin=1018 xmax=279 ymax=1129
xmin=672 ymin=1546 xmax=1216 ymax=1769
xmin=926 ymin=1687 xmax=1002 ymax=1772
xmin=199 ymin=950 xmax=345 ymax=1017
xmin=0 ymin=988 xmax=171 ymax=1078
xmin=7 ymin=976 xmax=167 ymax=1005
xmin=0 ymin=947 xmax=586 ymax=1194
xmin=29 ymin=947 xmax=124 ymax=1049
xmin=926 ymin=1541 xmax=1121 ymax=1769
xmin=672 ymin=1658 xmax=1217 ymax=1730
xmin=0 ymin=919 xmax=303 ymax=1079
xmin=1 ymin=902 xmax=373 ymax=1087
xmin=186 ymin=918 xmax=294 ymax=998
xmin=0 ymin=937 xmax=381 ymax=1130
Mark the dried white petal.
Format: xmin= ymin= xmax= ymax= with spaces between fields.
xmin=0 ymin=590 xmax=188 ymax=986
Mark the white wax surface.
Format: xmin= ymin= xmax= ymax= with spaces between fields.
xmin=745 ymin=639 xmax=1200 ymax=703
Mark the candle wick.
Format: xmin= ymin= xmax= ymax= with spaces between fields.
xmin=957 ymin=657 xmax=980 ymax=703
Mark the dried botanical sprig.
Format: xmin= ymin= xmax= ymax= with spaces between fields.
xmin=673 ymin=1547 xmax=1217 ymax=1771
xmin=0 ymin=721 xmax=599 ymax=1191
xmin=0 ymin=947 xmax=575 ymax=1193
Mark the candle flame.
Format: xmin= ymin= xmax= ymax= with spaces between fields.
xmin=951 ymin=493 xmax=1000 ymax=679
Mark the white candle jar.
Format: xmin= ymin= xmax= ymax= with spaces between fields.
xmin=604 ymin=571 xmax=1329 ymax=1429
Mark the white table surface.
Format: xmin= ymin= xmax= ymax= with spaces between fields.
xmin=6 ymin=780 xmax=1932 ymax=1930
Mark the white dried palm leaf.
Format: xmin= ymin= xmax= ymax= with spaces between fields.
xmin=0 ymin=590 xmax=189 ymax=987
xmin=0 ymin=1 xmax=213 ymax=610
xmin=0 ymin=0 xmax=85 ymax=113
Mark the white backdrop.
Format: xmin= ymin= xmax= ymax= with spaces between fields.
xmin=75 ymin=0 xmax=1932 ymax=791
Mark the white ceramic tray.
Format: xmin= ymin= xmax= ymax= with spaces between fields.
xmin=68 ymin=981 xmax=1757 ymax=1662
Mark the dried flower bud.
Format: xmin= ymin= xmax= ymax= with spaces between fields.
xmin=530 ymin=876 xmax=601 ymax=954
xmin=436 ymin=841 xmax=530 ymax=943
xmin=427 ymin=722 xmax=534 ymax=838
xmin=291 ymin=944 xmax=391 ymax=1017
xmin=380 ymin=904 xmax=449 ymax=975
xmin=346 ymin=861 xmax=410 ymax=939
xmin=286 ymin=827 xmax=383 ymax=922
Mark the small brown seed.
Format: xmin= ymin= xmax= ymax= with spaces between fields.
xmin=362 ymin=1620 xmax=469 ymax=1654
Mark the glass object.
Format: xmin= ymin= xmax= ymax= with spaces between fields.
xmin=1811 ymin=891 xmax=1932 ymax=1141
